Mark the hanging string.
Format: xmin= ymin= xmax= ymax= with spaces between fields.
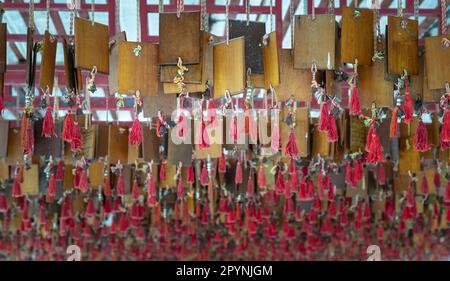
xmin=290 ymin=0 xmax=294 ymax=49
xmin=414 ymin=0 xmax=419 ymax=21
xmin=246 ymin=0 xmax=250 ymax=26
xmin=159 ymin=0 xmax=164 ymax=13
xmin=441 ymin=0 xmax=448 ymax=35
xmin=137 ymin=0 xmax=141 ymax=42
xmin=177 ymin=0 xmax=184 ymax=18
xmin=226 ymin=0 xmax=230 ymax=45
xmin=91 ymin=0 xmax=95 ymax=25
xmin=354 ymin=0 xmax=358 ymax=8
xmin=328 ymin=0 xmax=335 ymax=15
xmin=201 ymin=0 xmax=208 ymax=31
xmin=29 ymin=0 xmax=35 ymax=29
xmin=46 ymin=0 xmax=50 ymax=32
xmin=69 ymin=0 xmax=76 ymax=38
xmin=269 ymin=0 xmax=274 ymax=31
xmin=397 ymin=0 xmax=403 ymax=18
xmin=311 ymin=0 xmax=315 ymax=20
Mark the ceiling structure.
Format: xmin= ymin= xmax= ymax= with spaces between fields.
xmin=0 ymin=0 xmax=448 ymax=123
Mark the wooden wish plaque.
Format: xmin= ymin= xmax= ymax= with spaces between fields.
xmin=142 ymin=126 xmax=161 ymax=164
xmin=22 ymin=164 xmax=39 ymax=196
xmin=424 ymin=35 xmax=450 ymax=90
xmin=213 ymin=37 xmax=245 ymax=96
xmin=262 ymin=32 xmax=280 ymax=88
xmin=281 ymin=107 xmax=309 ymax=158
xmin=63 ymin=38 xmax=76 ymax=92
xmin=359 ymin=59 xmax=393 ymax=108
xmin=398 ymin=121 xmax=421 ymax=174
xmin=108 ymin=31 xmax=127 ymax=95
xmin=108 ymin=125 xmax=129 ymax=164
xmin=294 ymin=15 xmax=337 ymax=70
xmin=39 ymin=31 xmax=57 ymax=93
xmin=143 ymin=90 xmax=177 ymax=118
xmin=6 ymin=127 xmax=22 ymax=165
xmin=117 ymin=42 xmax=158 ymax=96
xmin=387 ymin=16 xmax=419 ymax=75
xmin=74 ymin=17 xmax=109 ymax=74
xmin=168 ymin=127 xmax=193 ymax=166
xmin=341 ymin=7 xmax=374 ymax=66
xmin=159 ymin=11 xmax=201 ymax=65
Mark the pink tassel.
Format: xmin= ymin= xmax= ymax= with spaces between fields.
xmin=285 ymin=130 xmax=299 ymax=157
xmin=200 ymin=161 xmax=209 ymax=186
xmin=246 ymin=172 xmax=254 ymax=198
xmin=159 ymin=162 xmax=166 ymax=181
xmin=366 ymin=127 xmax=384 ymax=164
xmin=413 ymin=120 xmax=431 ymax=152
xmin=78 ymin=169 xmax=88 ymax=193
xmin=70 ymin=122 xmax=83 ymax=152
xmin=55 ymin=160 xmax=64 ymax=181
xmin=131 ymin=179 xmax=140 ymax=201
xmin=42 ymin=106 xmax=56 ymax=138
xmin=275 ymin=169 xmax=285 ymax=195
xmin=0 ymin=193 xmax=7 ymax=212
xmin=104 ymin=177 xmax=111 ymax=196
xmin=46 ymin=174 xmax=57 ymax=203
xmin=318 ymin=101 xmax=329 ymax=132
xmin=206 ymin=100 xmax=218 ymax=127
xmin=327 ymin=114 xmax=338 ymax=142
xmin=345 ymin=160 xmax=353 ymax=185
xmin=62 ymin=113 xmax=74 ymax=142
xmin=186 ymin=165 xmax=195 ymax=184
xmin=230 ymin=114 xmax=238 ymax=143
xmin=177 ymin=177 xmax=184 ymax=199
xmin=378 ymin=164 xmax=386 ymax=185
xmin=444 ymin=181 xmax=450 ymax=204
xmin=116 ymin=172 xmax=125 ymax=197
xmin=85 ymin=198 xmax=95 ymax=219
xmin=197 ymin=118 xmax=210 ymax=149
xmin=176 ymin=113 xmax=188 ymax=139
xmin=235 ymin=161 xmax=243 ymax=185
xmin=257 ymin=165 xmax=266 ymax=187
xmin=218 ymin=152 xmax=227 ymax=173
xmin=353 ymin=159 xmax=363 ymax=183
xmin=349 ymin=84 xmax=362 ymax=115
xmin=403 ymin=85 xmax=414 ymax=124
xmin=290 ymin=167 xmax=299 ymax=190
xmin=128 ymin=117 xmax=142 ymax=146
xmin=248 ymin=113 xmax=258 ymax=143
xmin=12 ymin=177 xmax=23 ymax=198
xmin=441 ymin=109 xmax=450 ymax=143
xmin=147 ymin=175 xmax=157 ymax=207
xmin=271 ymin=121 xmax=280 ymax=152
xmin=420 ymin=175 xmax=429 ymax=195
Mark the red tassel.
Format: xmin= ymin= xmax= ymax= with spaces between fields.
xmin=403 ymin=85 xmax=414 ymax=124
xmin=70 ymin=122 xmax=83 ymax=152
xmin=62 ymin=113 xmax=74 ymax=142
xmin=390 ymin=106 xmax=399 ymax=138
xmin=20 ymin=114 xmax=33 ymax=154
xmin=275 ymin=169 xmax=285 ymax=195
xmin=176 ymin=112 xmax=187 ymax=139
xmin=218 ymin=152 xmax=227 ymax=173
xmin=235 ymin=161 xmax=243 ymax=185
xmin=246 ymin=172 xmax=254 ymax=198
xmin=206 ymin=100 xmax=217 ymax=127
xmin=46 ymin=174 xmax=57 ymax=203
xmin=318 ymin=101 xmax=329 ymax=132
xmin=0 ymin=193 xmax=7 ymax=212
xmin=55 ymin=160 xmax=64 ymax=180
xmin=248 ymin=112 xmax=258 ymax=143
xmin=353 ymin=159 xmax=363 ymax=186
xmin=349 ymin=84 xmax=362 ymax=115
xmin=42 ymin=106 xmax=56 ymax=138
xmin=420 ymin=175 xmax=429 ymax=195
xmin=366 ymin=127 xmax=384 ymax=164
xmin=327 ymin=114 xmax=338 ymax=142
xmin=85 ymin=198 xmax=95 ymax=219
xmin=104 ymin=177 xmax=111 ymax=196
xmin=128 ymin=117 xmax=142 ymax=146
xmin=12 ymin=177 xmax=23 ymax=198
xmin=413 ymin=120 xmax=431 ymax=152
xmin=441 ymin=109 xmax=450 ymax=143
xmin=159 ymin=162 xmax=166 ymax=181
xmin=186 ymin=165 xmax=195 ymax=184
xmin=271 ymin=121 xmax=280 ymax=152
xmin=131 ymin=179 xmax=140 ymax=201
xmin=345 ymin=160 xmax=353 ymax=185
xmin=116 ymin=172 xmax=125 ymax=197
xmin=444 ymin=181 xmax=450 ymax=204
xmin=200 ymin=162 xmax=209 ymax=186
xmin=257 ymin=165 xmax=266 ymax=187
xmin=197 ymin=118 xmax=210 ymax=149
xmin=156 ymin=115 xmax=166 ymax=138
xmin=230 ymin=114 xmax=238 ymax=143
xmin=285 ymin=130 xmax=299 ymax=157
xmin=78 ymin=169 xmax=88 ymax=193
xmin=378 ymin=164 xmax=386 ymax=185
xmin=290 ymin=167 xmax=299 ymax=190
xmin=434 ymin=170 xmax=441 ymax=189
xmin=147 ymin=174 xmax=157 ymax=207
xmin=0 ymin=92 xmax=3 ymax=113
xmin=177 ymin=177 xmax=184 ymax=199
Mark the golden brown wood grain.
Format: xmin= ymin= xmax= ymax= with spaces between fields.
xmin=108 ymin=125 xmax=129 ymax=164
xmin=358 ymin=59 xmax=393 ymax=108
xmin=95 ymin=124 xmax=109 ymax=159
xmin=6 ymin=128 xmax=22 ymax=165
xmin=350 ymin=115 xmax=368 ymax=152
xmin=398 ymin=121 xmax=421 ymax=174
xmin=424 ymin=34 xmax=450 ymax=89
xmin=39 ymin=31 xmax=57 ymax=93
xmin=387 ymin=16 xmax=419 ymax=75
xmin=0 ymin=23 xmax=6 ymax=73
xmin=63 ymin=164 xmax=73 ymax=190
xmin=62 ymin=38 xmax=76 ymax=91
xmin=159 ymin=163 xmax=177 ymax=188
xmin=311 ymin=126 xmax=331 ymax=157
xmin=74 ymin=17 xmax=109 ymax=74
xmin=294 ymin=15 xmax=336 ymax=70
xmin=143 ymin=92 xmax=177 ymax=117
xmin=89 ymin=161 xmax=105 ymax=187
xmin=117 ymin=42 xmax=158 ymax=96
xmin=22 ymin=164 xmax=39 ymax=196
xmin=159 ymin=11 xmax=200 ymax=65
xmin=275 ymin=49 xmax=316 ymax=102
xmin=160 ymin=64 xmax=202 ymax=84
xmin=142 ymin=126 xmax=160 ymax=164
xmin=341 ymin=7 xmax=374 ymax=66
xmin=195 ymin=118 xmax=223 ymax=159
xmin=213 ymin=37 xmax=245 ymax=96
xmin=421 ymin=54 xmax=446 ymax=102
xmin=108 ymin=31 xmax=127 ymax=95
xmin=262 ymin=32 xmax=280 ymax=88
xmin=281 ymin=107 xmax=309 ymax=158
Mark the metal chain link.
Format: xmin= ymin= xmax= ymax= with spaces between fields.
xmin=441 ymin=0 xmax=448 ymax=35
xmin=328 ymin=0 xmax=335 ymax=15
xmin=397 ymin=0 xmax=403 ymax=18
xmin=46 ymin=0 xmax=50 ymax=31
xmin=270 ymin=0 xmax=274 ymax=31
xmin=29 ymin=0 xmax=34 ymax=29
xmin=137 ymin=0 xmax=141 ymax=41
xmin=290 ymin=0 xmax=294 ymax=48
xmin=69 ymin=0 xmax=75 ymax=37
xmin=246 ymin=0 xmax=250 ymax=26
xmin=91 ymin=0 xmax=95 ymax=25
xmin=159 ymin=0 xmax=164 ymax=13
xmin=414 ymin=0 xmax=419 ymax=21
xmin=201 ymin=0 xmax=208 ymax=31
xmin=177 ymin=0 xmax=184 ymax=18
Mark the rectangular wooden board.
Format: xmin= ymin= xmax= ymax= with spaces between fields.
xmin=262 ymin=32 xmax=280 ymax=88
xmin=158 ymin=11 xmax=200 ymax=65
xmin=398 ymin=121 xmax=420 ymax=174
xmin=294 ymin=15 xmax=336 ymax=70
xmin=341 ymin=7 xmax=374 ymax=65
xmin=118 ymin=42 xmax=159 ymax=96
xmin=143 ymin=92 xmax=177 ymax=117
xmin=229 ymin=20 xmax=266 ymax=74
xmin=25 ymin=28 xmax=35 ymax=87
xmin=89 ymin=161 xmax=105 ymax=187
xmin=39 ymin=31 xmax=57 ymax=93
xmin=95 ymin=124 xmax=109 ymax=159
xmin=6 ymin=127 xmax=22 ymax=165
xmin=22 ymin=164 xmax=39 ymax=196
xmin=74 ymin=17 xmax=109 ymax=74
xmin=424 ymin=35 xmax=450 ymax=89
xmin=387 ymin=16 xmax=419 ymax=75
xmin=142 ymin=126 xmax=160 ymax=164
xmin=358 ymin=58 xmax=393 ymax=108
xmin=108 ymin=125 xmax=129 ymax=164
xmin=33 ymin=120 xmax=62 ymax=157
xmin=108 ymin=31 xmax=127 ymax=95
xmin=213 ymin=37 xmax=245 ymax=96
xmin=63 ymin=38 xmax=76 ymax=91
